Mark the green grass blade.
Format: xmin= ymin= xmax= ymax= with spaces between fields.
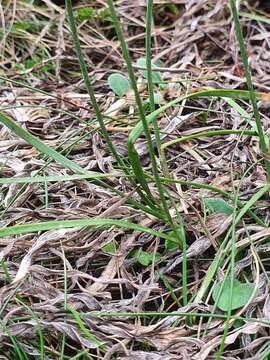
xmin=66 ymin=0 xmax=164 ymax=211
xmin=0 ymin=112 xmax=97 ymax=175
xmin=127 ymin=143 xmax=160 ymax=206
xmin=15 ymin=298 xmax=45 ymax=360
xmin=194 ymin=184 xmax=270 ymax=303
xmin=239 ymin=11 xmax=270 ymax=25
xmin=107 ymin=0 xmax=176 ymax=226
xmin=146 ymin=0 xmax=155 ymax=115
xmin=0 ymin=260 xmax=12 ymax=283
xmin=107 ymin=0 xmax=155 ymax=201
xmin=67 ymin=306 xmax=104 ymax=348
xmin=235 ymin=184 xmax=270 ymax=223
xmin=0 ymin=218 xmax=174 ymax=241
xmin=60 ymin=243 xmax=68 ymax=359
xmin=160 ymin=129 xmax=257 ymax=178
xmin=230 ymin=0 xmax=270 ymax=178
xmin=222 ymin=97 xmax=254 ymax=127
xmin=0 ymin=320 xmax=29 ymax=360
xmin=0 ymin=112 xmax=162 ymax=217
xmin=129 ymin=88 xmax=266 ymax=144
xmin=65 ymin=0 xmax=125 ymax=170
xmin=0 ymin=173 xmax=124 ymax=185
xmin=158 ymin=272 xmax=182 ymax=308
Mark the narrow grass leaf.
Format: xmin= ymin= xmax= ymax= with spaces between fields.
xmin=67 ymin=306 xmax=104 ymax=348
xmin=65 ymin=0 xmax=129 ymax=175
xmin=235 ymin=184 xmax=270 ymax=223
xmin=165 ymin=238 xmax=179 ymax=252
xmin=127 ymin=142 xmax=157 ymax=205
xmin=128 ymin=88 xmax=265 ymax=145
xmin=0 ymin=218 xmax=174 ymax=241
xmin=0 ymin=112 xmax=97 ymax=175
xmin=107 ymin=0 xmax=174 ymax=225
xmin=0 ymin=173 xmax=124 ymax=185
xmin=239 ymin=11 xmax=270 ymax=25
xmin=230 ymin=0 xmax=270 ymax=178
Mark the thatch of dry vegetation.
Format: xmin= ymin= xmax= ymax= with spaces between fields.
xmin=0 ymin=0 xmax=270 ymax=359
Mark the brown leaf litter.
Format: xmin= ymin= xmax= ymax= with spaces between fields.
xmin=0 ymin=0 xmax=270 ymax=358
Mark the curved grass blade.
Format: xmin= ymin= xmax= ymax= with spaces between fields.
xmin=65 ymin=0 xmax=161 ymax=210
xmin=0 ymin=218 xmax=174 ymax=241
xmin=230 ymin=0 xmax=270 ymax=179
xmin=160 ymin=129 xmax=256 ymax=177
xmin=67 ymin=306 xmax=104 ymax=348
xmin=194 ymin=184 xmax=270 ymax=303
xmin=128 ymin=88 xmax=270 ymax=145
xmin=128 ymin=142 xmax=159 ymax=205
xmin=0 ymin=112 xmax=98 ymax=175
xmin=65 ymin=0 xmax=125 ymax=169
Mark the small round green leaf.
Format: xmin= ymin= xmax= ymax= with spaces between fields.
xmin=108 ymin=73 xmax=130 ymax=97
xmin=212 ymin=278 xmax=255 ymax=311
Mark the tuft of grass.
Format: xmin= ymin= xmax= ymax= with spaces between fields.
xmin=230 ymin=0 xmax=270 ymax=179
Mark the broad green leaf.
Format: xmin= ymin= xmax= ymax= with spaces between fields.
xmin=164 ymin=229 xmax=183 ymax=252
xmin=212 ymin=278 xmax=255 ymax=311
xmin=108 ymin=73 xmax=130 ymax=96
xmin=203 ymin=198 xmax=233 ymax=215
xmin=165 ymin=239 xmax=178 ymax=252
xmin=133 ymin=250 xmax=161 ymax=266
xmin=137 ymin=251 xmax=152 ymax=266
xmin=144 ymin=93 xmax=163 ymax=106
xmin=102 ymin=241 xmax=117 ymax=254
xmin=165 ymin=231 xmax=179 ymax=251
xmin=136 ymin=57 xmax=162 ymax=84
xmin=195 ymin=184 xmax=269 ymax=304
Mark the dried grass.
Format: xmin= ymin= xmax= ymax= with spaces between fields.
xmin=0 ymin=0 xmax=270 ymax=358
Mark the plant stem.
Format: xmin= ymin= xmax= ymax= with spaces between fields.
xmin=107 ymin=0 xmax=181 ymax=237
